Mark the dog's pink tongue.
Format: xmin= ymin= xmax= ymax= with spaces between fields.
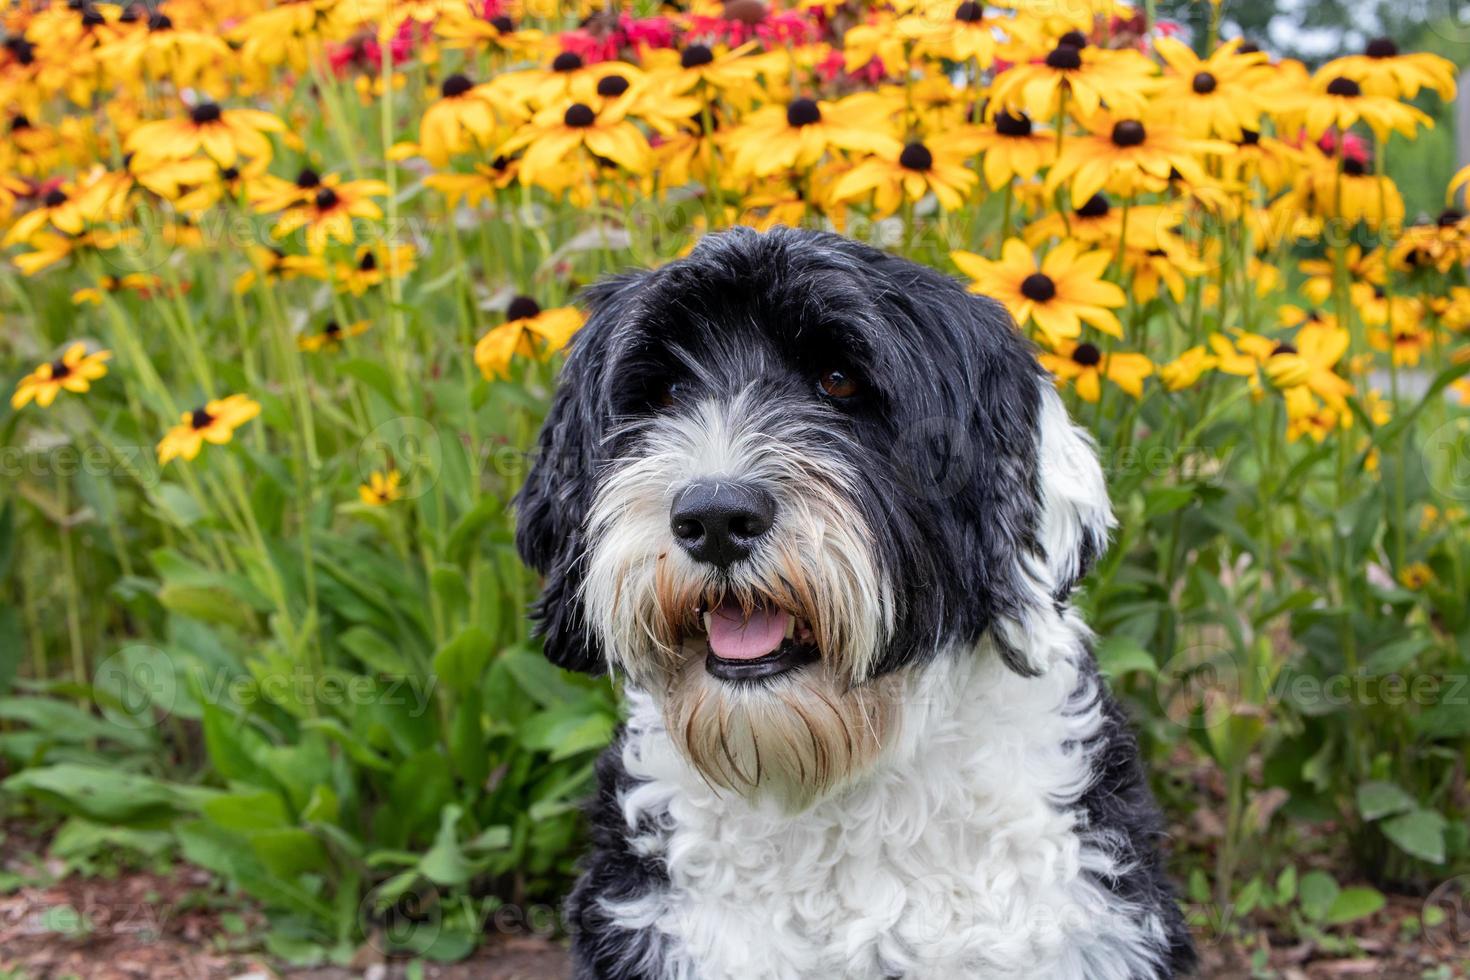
xmin=707 ymin=599 xmax=790 ymax=660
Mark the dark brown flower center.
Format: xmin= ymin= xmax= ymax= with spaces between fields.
xmin=190 ymin=101 xmax=222 ymax=125
xmin=220 ymin=165 xmax=240 ymax=180
xmin=1076 ymin=194 xmax=1109 ymax=218
xmin=441 ymin=73 xmax=474 ymax=98
xmin=552 ymin=51 xmax=583 ymax=72
xmin=1045 ymin=44 xmax=1082 ymax=70
xmin=6 ymin=37 xmax=35 ymax=64
xmin=1072 ymin=343 xmax=1102 ymax=367
xmin=507 ymin=295 xmax=541 ymax=321
xmin=1272 ymin=342 xmax=1297 ymax=356
xmin=1326 ymin=76 xmax=1361 ymax=97
xmin=564 ymin=103 xmax=596 ymax=128
xmin=1058 ymin=30 xmax=1087 ymax=48
xmin=490 ymin=15 xmax=515 ymax=32
xmin=1365 ymin=37 xmax=1398 ymax=58
xmin=1436 ymin=208 xmax=1462 ymax=227
xmin=190 ymin=408 xmax=215 ymax=429
xmin=786 ymin=98 xmax=821 ymax=127
xmin=597 ymin=74 xmax=630 ymax=97
xmin=44 ymin=188 xmax=68 ymax=207
xmin=1192 ymin=71 xmax=1217 ymax=94
xmin=296 ymin=167 xmax=321 ymax=189
xmin=49 ymin=358 xmax=73 ymax=380
xmin=359 ymin=251 xmax=378 ymax=270
xmin=681 ymin=44 xmax=714 ymax=68
xmin=898 ymin=142 xmax=933 ymax=172
xmin=147 ymin=11 xmax=172 ymax=30
xmin=994 ymin=110 xmax=1032 ymax=137
xmin=1111 ymin=120 xmax=1146 ymax=147
xmin=324 ymin=321 xmax=343 ymax=338
xmin=1020 ymin=272 xmax=1056 ymax=303
xmin=1237 ymin=41 xmax=1260 ymax=54
xmin=10 ymin=113 xmax=30 ymax=131
xmin=954 ymin=1 xmax=984 ymax=23
xmin=315 ymin=187 xmax=340 ymax=210
xmin=1342 ymin=157 xmax=1367 ymax=176
xmin=1238 ymin=129 xmax=1261 ymax=146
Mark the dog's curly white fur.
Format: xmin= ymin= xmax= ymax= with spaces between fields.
xmin=516 ymin=227 xmax=1195 ymax=979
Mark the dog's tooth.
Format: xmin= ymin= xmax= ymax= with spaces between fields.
xmin=702 ymin=612 xmax=712 ymax=636
xmin=784 ymin=616 xmax=796 ymax=639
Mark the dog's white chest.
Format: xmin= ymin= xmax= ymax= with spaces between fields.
xmin=608 ymin=652 xmax=1168 ymax=980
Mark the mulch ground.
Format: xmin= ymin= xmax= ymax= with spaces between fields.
xmin=1 ymin=821 xmax=1465 ymax=979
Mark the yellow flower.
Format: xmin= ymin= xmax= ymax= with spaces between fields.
xmin=831 ymin=137 xmax=977 ymax=216
xmin=957 ymin=111 xmax=1055 ymax=190
xmin=157 ymin=395 xmax=262 ymax=465
xmin=1039 ymin=339 xmax=1153 ymax=402
xmin=424 ymin=157 xmax=519 ymax=207
xmin=271 ymin=176 xmax=390 ymax=253
xmin=1151 ymin=37 xmax=1270 ymax=139
xmin=1398 ymin=562 xmax=1433 ymax=590
xmin=333 ymin=245 xmax=416 ymax=296
xmin=418 ymin=73 xmax=523 ymax=166
xmin=234 ymin=246 xmax=328 ymax=294
xmin=126 ymin=102 xmax=284 ymax=168
xmin=1159 ymin=346 xmax=1217 ymax=392
xmin=1046 ymin=114 xmax=1231 ymax=208
xmin=1319 ymin=38 xmax=1457 ymax=101
xmin=474 ymin=298 xmax=584 ymax=379
xmin=72 ymin=273 xmax=167 ymax=306
xmin=726 ymin=94 xmax=902 ymax=178
xmin=989 ymin=38 xmax=1158 ymax=122
xmin=1299 ymin=246 xmax=1383 ymax=307
xmin=299 ymin=319 xmax=371 ymax=352
xmin=1297 ymin=73 xmax=1431 ymax=141
xmin=952 ymin=239 xmax=1126 ymax=345
xmin=11 ymin=343 xmax=111 ymax=409
xmin=500 ymin=101 xmax=652 ymax=186
xmin=3 ymin=177 xmax=116 ymax=246
xmin=359 ymin=470 xmax=403 ymax=507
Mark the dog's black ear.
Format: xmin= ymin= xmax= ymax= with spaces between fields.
xmin=516 ymin=272 xmax=648 ymax=674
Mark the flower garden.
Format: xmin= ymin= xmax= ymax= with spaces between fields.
xmin=2 ymin=0 xmax=1469 ymax=972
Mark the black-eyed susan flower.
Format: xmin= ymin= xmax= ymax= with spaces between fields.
xmin=1398 ymin=562 xmax=1434 ymax=590
xmin=727 ymin=95 xmax=902 ymax=179
xmin=359 ymin=470 xmax=403 ymax=507
xmin=500 ymin=101 xmax=652 ymax=186
xmin=272 ymin=175 xmax=390 ymax=252
xmin=1320 ymin=38 xmax=1456 ymax=101
xmin=72 ymin=273 xmax=168 ymax=306
xmin=234 ymin=245 xmax=328 ymax=293
xmin=474 ymin=297 xmax=584 ymax=379
xmin=11 ymin=343 xmax=111 ymax=409
xmin=1299 ymin=246 xmax=1383 ymax=307
xmin=964 ymin=111 xmax=1054 ymax=190
xmin=299 ymin=319 xmax=371 ymax=352
xmin=1039 ymin=339 xmax=1153 ymax=402
xmin=97 ymin=10 xmax=233 ymax=89
xmin=1152 ymin=37 xmax=1269 ymax=139
xmin=1298 ymin=73 xmax=1430 ymax=140
xmin=418 ymin=73 xmax=521 ymax=166
xmin=424 ymin=157 xmax=519 ymax=207
xmin=1296 ymin=154 xmax=1405 ymax=230
xmin=647 ymin=41 xmax=773 ymax=96
xmin=157 ymin=395 xmax=261 ymax=465
xmin=3 ymin=179 xmax=113 ymax=245
xmin=831 ymin=137 xmax=977 ymax=216
xmin=1047 ymin=115 xmax=1230 ymax=207
xmin=1159 ymin=346 xmax=1218 ymax=392
xmin=905 ymin=0 xmax=1038 ymax=69
xmin=334 ymin=245 xmax=416 ymax=296
xmin=953 ymin=239 xmax=1125 ymax=345
xmin=1281 ymin=322 xmax=1354 ymax=409
xmin=989 ymin=38 xmax=1158 ymax=122
xmin=126 ymin=101 xmax=283 ymax=168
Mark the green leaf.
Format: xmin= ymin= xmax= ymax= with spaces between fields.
xmin=1275 ymin=866 xmax=1297 ymax=904
xmin=1360 ymin=636 xmax=1433 ymax=676
xmin=1381 ymin=808 xmax=1446 ymax=864
xmin=1096 ymin=635 xmax=1157 ymax=679
xmin=1323 ymin=887 xmax=1385 ymax=925
xmin=202 ymin=791 xmax=291 ymax=832
xmin=338 ymin=627 xmax=412 ymax=676
xmin=1298 ymin=870 xmax=1339 ymax=922
xmin=432 ymin=626 xmax=491 ymax=695
xmin=1355 ymin=781 xmax=1415 ymax=822
xmin=418 ymin=804 xmax=471 ymax=886
xmin=1 ymin=764 xmax=216 ymax=824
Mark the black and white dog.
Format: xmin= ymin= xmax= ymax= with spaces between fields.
xmin=516 ymin=227 xmax=1195 ymax=979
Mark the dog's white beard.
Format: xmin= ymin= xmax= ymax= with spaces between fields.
xmin=583 ymin=393 xmax=897 ymax=806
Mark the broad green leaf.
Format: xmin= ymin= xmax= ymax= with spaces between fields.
xmin=1323 ymin=887 xmax=1385 ymax=925
xmin=432 ymin=626 xmax=491 ymax=695
xmin=1354 ymin=781 xmax=1415 ymax=822
xmin=419 ymin=804 xmax=471 ymax=886
xmin=1298 ymin=870 xmax=1339 ymax=922
xmin=1381 ymin=808 xmax=1446 ymax=864
xmin=1096 ymin=635 xmax=1157 ymax=679
xmin=1360 ymin=636 xmax=1433 ymax=676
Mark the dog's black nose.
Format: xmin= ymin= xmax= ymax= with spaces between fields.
xmin=670 ymin=481 xmax=775 ymax=568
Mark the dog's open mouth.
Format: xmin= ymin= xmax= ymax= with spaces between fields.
xmin=690 ymin=596 xmax=819 ymax=681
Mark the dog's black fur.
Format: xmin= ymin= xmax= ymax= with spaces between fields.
xmin=516 ymin=227 xmax=1196 ymax=979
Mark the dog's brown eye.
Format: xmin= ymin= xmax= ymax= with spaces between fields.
xmin=818 ymin=369 xmax=859 ymax=399
xmin=659 ymin=381 xmax=684 ymax=407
